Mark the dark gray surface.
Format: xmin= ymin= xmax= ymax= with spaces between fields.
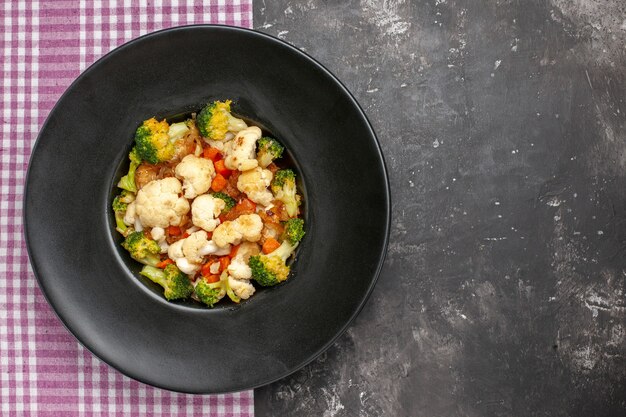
xmin=254 ymin=1 xmax=626 ymax=415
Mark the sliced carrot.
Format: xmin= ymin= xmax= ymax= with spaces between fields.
xmin=211 ymin=174 xmax=228 ymax=192
xmin=166 ymin=226 xmax=181 ymax=236
xmin=229 ymin=244 xmax=240 ymax=259
xmin=237 ymin=198 xmax=256 ymax=213
xmin=156 ymin=259 xmax=175 ymax=269
xmin=262 ymin=237 xmax=281 ymax=254
xmin=206 ymin=231 xmax=213 ymax=240
xmin=203 ymin=146 xmax=221 ymax=161
xmin=204 ymin=274 xmax=221 ymax=283
xmin=181 ymin=232 xmax=190 ymax=239
xmin=214 ymin=159 xmax=232 ymax=178
xmin=219 ymin=256 xmax=231 ymax=272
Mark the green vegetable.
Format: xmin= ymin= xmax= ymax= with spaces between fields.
xmin=121 ymin=231 xmax=161 ymax=267
xmin=271 ymin=169 xmax=300 ymax=217
xmin=196 ymin=100 xmax=247 ymax=140
xmin=250 ymin=240 xmax=300 ymax=287
xmin=117 ymin=147 xmax=141 ymax=193
xmin=194 ymin=279 xmax=224 ymax=307
xmin=282 ymin=218 xmax=305 ymax=245
xmin=195 ymin=271 xmax=240 ymax=306
xmin=140 ymin=264 xmax=194 ymax=301
xmin=211 ymin=192 xmax=236 ymax=213
xmin=256 ymin=136 xmax=284 ymax=167
xmin=134 ymin=117 xmax=174 ymax=164
xmin=112 ymin=190 xmax=134 ymax=236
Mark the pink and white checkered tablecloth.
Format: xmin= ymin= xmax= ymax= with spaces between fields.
xmin=1 ymin=1 xmax=254 ymax=416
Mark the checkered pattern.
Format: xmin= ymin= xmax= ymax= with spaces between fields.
xmin=1 ymin=1 xmax=254 ymax=416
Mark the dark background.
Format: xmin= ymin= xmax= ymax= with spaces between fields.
xmin=253 ymin=1 xmax=626 ymax=415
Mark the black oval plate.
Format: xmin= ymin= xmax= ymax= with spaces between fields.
xmin=24 ymin=25 xmax=390 ymax=394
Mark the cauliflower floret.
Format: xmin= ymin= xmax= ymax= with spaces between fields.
xmin=150 ymin=227 xmax=169 ymax=254
xmin=223 ymin=126 xmax=261 ymax=171
xmin=124 ymin=201 xmax=137 ymax=226
xmin=191 ymin=194 xmax=226 ymax=232
xmin=158 ymin=240 xmax=169 ymax=254
xmin=168 ymin=239 xmax=184 ymax=259
xmin=168 ymin=231 xmax=232 ymax=274
xmin=209 ymin=261 xmax=221 ymax=275
xmin=150 ymin=227 xmax=165 ymax=241
xmin=237 ymin=167 xmax=274 ymax=206
xmin=182 ymin=230 xmax=212 ymax=264
xmin=235 ymin=214 xmax=264 ymax=242
xmin=227 ymin=242 xmax=260 ymax=279
xmin=212 ymin=214 xmax=263 ymax=247
xmin=167 ymin=240 xmax=198 ymax=275
xmin=174 ymin=154 xmax=215 ymax=199
xmin=199 ymin=240 xmax=232 ymax=256
xmin=228 ymin=275 xmax=256 ymax=300
xmin=134 ymin=177 xmax=190 ymax=228
xmin=176 ymin=258 xmax=199 ymax=275
xmin=212 ymin=221 xmax=240 ymax=248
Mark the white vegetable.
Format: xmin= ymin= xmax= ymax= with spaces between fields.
xmin=168 ymin=122 xmax=190 ymax=141
xmin=182 ymin=230 xmax=212 ymax=264
xmin=223 ymin=126 xmax=261 ymax=171
xmin=198 ymin=240 xmax=232 ymax=256
xmin=228 ymin=275 xmax=256 ymax=300
xmin=167 ymin=239 xmax=184 ymax=260
xmin=212 ymin=213 xmax=263 ymax=247
xmin=227 ymin=242 xmax=260 ymax=280
xmin=150 ymin=227 xmax=169 ymax=254
xmin=176 ymin=258 xmax=199 ymax=275
xmin=150 ymin=227 xmax=165 ymax=241
xmin=123 ymin=201 xmax=137 ymax=226
xmin=158 ymin=240 xmax=169 ymax=254
xmin=237 ymin=167 xmax=274 ymax=206
xmin=209 ymin=262 xmax=220 ymax=275
xmin=186 ymin=226 xmax=200 ymax=234
xmin=167 ymin=231 xmax=232 ymax=274
xmin=134 ymin=177 xmax=190 ymax=228
xmin=174 ymin=154 xmax=215 ymax=199
xmin=203 ymin=137 xmax=226 ymax=151
xmin=191 ymin=194 xmax=226 ymax=232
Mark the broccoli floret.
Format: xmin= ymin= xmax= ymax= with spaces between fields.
xmin=271 ymin=168 xmax=296 ymax=188
xmin=195 ymin=271 xmax=240 ymax=306
xmin=112 ymin=197 xmax=128 ymax=235
xmin=117 ymin=147 xmax=141 ymax=193
xmin=283 ymin=218 xmax=305 ymax=245
xmin=196 ymin=100 xmax=247 ymax=140
xmin=134 ymin=117 xmax=174 ymax=164
xmin=140 ymin=264 xmax=193 ymax=301
xmin=211 ymin=192 xmax=236 ymax=212
xmin=121 ymin=231 xmax=161 ymax=266
xmin=194 ymin=279 xmax=225 ymax=307
xmin=256 ymin=137 xmax=284 ymax=168
xmin=250 ymin=240 xmax=299 ymax=287
xmin=271 ymin=169 xmax=301 ymax=217
xmin=112 ymin=190 xmax=135 ymax=236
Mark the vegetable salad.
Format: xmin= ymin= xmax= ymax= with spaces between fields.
xmin=112 ymin=100 xmax=305 ymax=307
